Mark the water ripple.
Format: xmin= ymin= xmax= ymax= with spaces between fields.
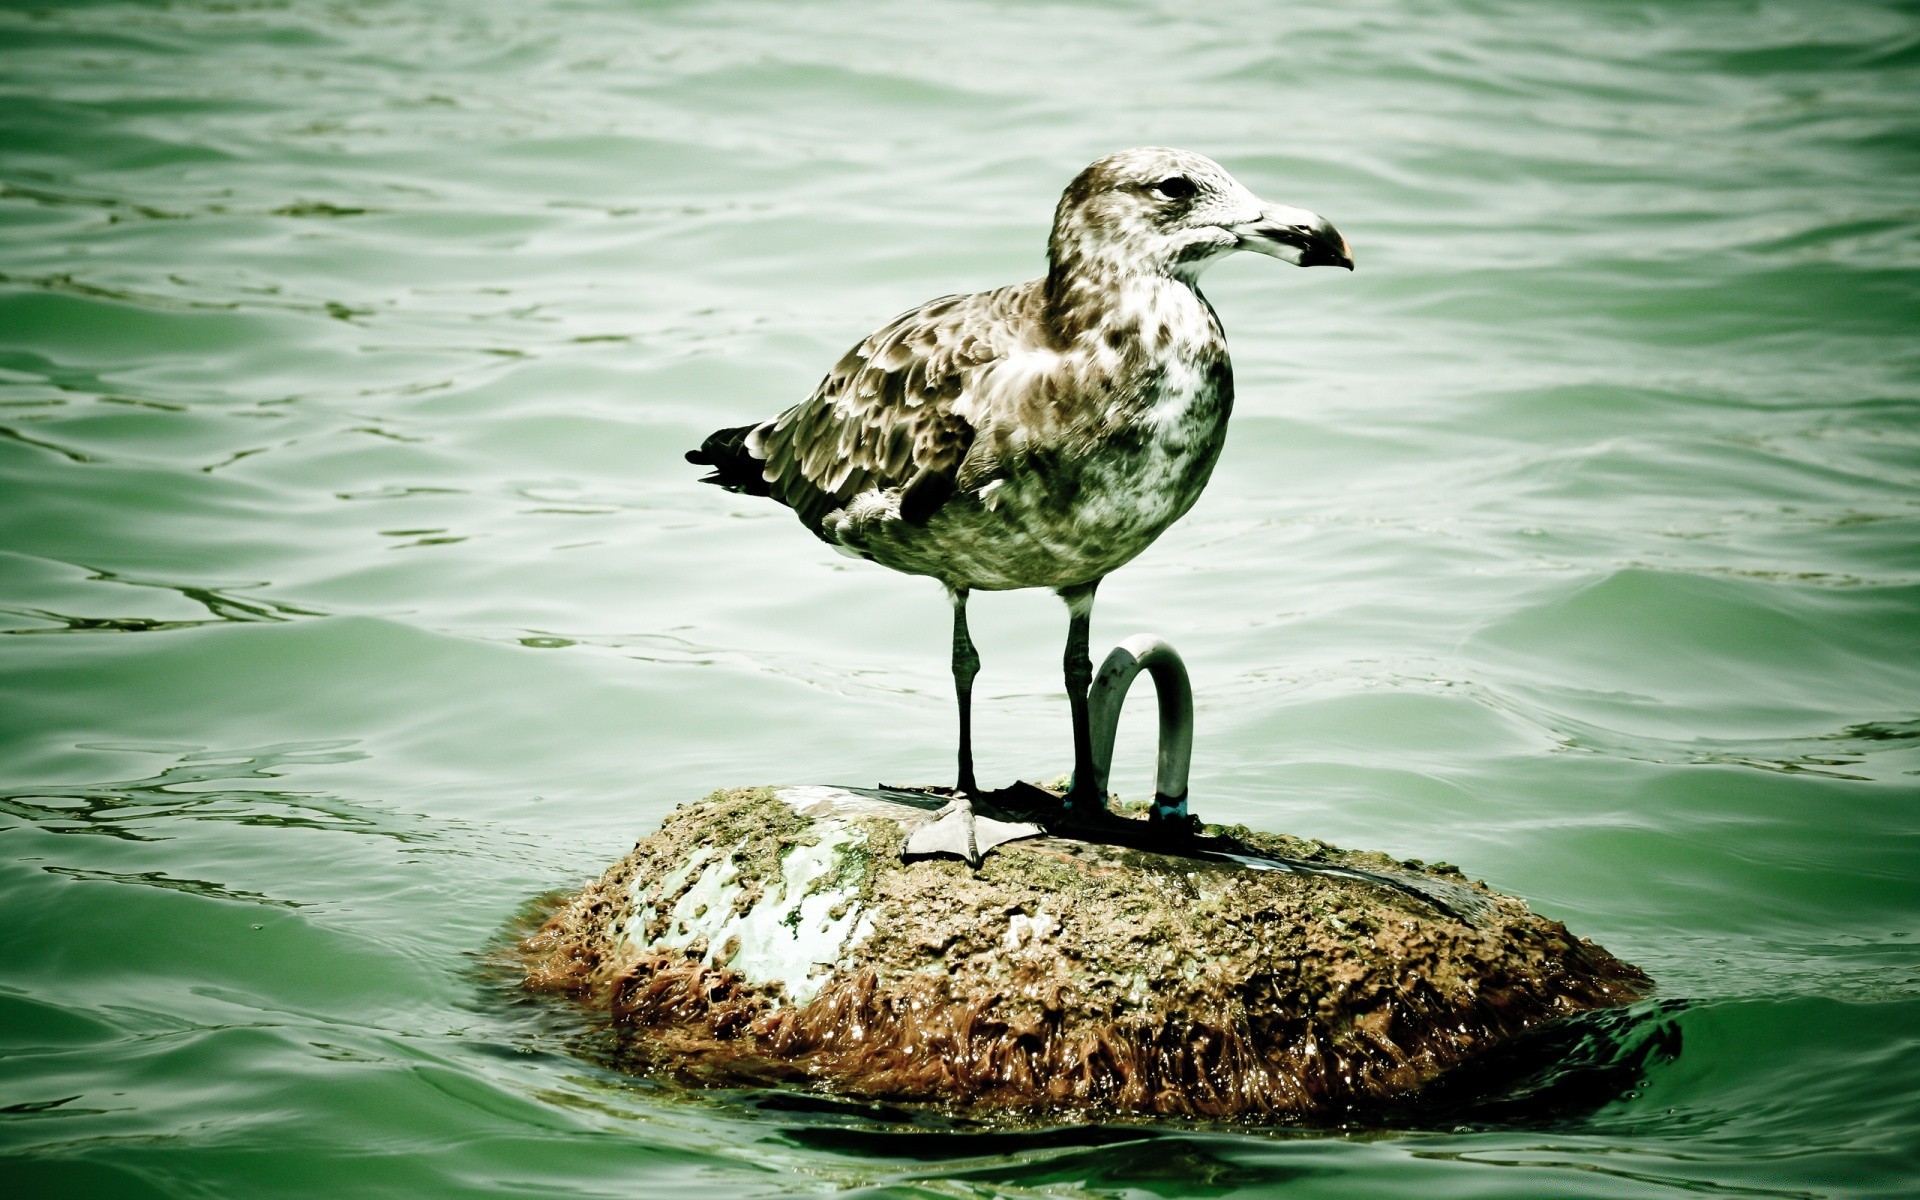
xmin=2 ymin=0 xmax=1917 ymax=1195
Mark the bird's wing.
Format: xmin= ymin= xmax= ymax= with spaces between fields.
xmin=752 ymin=281 xmax=1044 ymax=533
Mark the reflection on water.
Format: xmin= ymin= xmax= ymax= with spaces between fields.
xmin=1385 ymin=1001 xmax=1688 ymax=1129
xmin=40 ymin=865 xmax=304 ymax=909
xmin=0 ymin=562 xmax=326 ymax=635
xmin=0 ymin=741 xmax=372 ymax=841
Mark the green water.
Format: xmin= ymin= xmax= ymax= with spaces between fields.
xmin=2 ymin=0 xmax=1917 ymax=1194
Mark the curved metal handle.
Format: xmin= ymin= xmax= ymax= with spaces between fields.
xmin=1085 ymin=634 xmax=1193 ymax=822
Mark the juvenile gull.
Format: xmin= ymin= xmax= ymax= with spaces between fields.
xmin=687 ymin=147 xmax=1351 ymax=857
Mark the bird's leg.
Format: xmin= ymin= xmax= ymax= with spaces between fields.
xmin=1057 ymin=579 xmax=1103 ymax=819
xmin=949 ymin=586 xmax=981 ymax=796
xmin=899 ymin=587 xmax=991 ymax=868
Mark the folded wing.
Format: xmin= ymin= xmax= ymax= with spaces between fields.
xmin=750 ymin=282 xmax=1046 ymax=536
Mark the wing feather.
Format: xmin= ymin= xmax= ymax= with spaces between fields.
xmin=753 ymin=281 xmax=1045 ymax=535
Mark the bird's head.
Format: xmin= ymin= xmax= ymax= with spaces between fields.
xmin=1048 ymin=147 xmax=1353 ymax=286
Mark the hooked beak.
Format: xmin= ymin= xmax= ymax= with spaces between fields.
xmin=1231 ymin=204 xmax=1354 ymax=270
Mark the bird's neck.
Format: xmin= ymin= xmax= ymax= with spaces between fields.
xmin=1044 ymin=256 xmax=1220 ymax=360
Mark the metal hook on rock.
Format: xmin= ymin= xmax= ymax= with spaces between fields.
xmin=1083 ymin=634 xmax=1193 ymax=824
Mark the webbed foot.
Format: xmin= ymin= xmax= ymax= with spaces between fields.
xmin=902 ymin=795 xmax=1042 ymax=867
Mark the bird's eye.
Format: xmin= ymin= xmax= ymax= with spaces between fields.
xmin=1153 ymin=176 xmax=1196 ymax=200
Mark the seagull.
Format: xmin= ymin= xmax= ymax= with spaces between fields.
xmin=687 ymin=147 xmax=1351 ymax=860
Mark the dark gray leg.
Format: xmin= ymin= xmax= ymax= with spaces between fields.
xmin=950 ymin=587 xmax=980 ymax=795
xmin=1057 ymin=578 xmax=1102 ymax=815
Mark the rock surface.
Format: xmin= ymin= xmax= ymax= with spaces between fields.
xmin=519 ymin=785 xmax=1651 ymax=1119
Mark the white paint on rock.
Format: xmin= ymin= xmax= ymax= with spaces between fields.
xmin=616 ymin=787 xmax=882 ymax=1006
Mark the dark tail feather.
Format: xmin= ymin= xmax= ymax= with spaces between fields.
xmin=685 ymin=423 xmax=772 ymax=496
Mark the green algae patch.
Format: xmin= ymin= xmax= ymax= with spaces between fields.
xmin=521 ymin=785 xmax=1650 ymax=1120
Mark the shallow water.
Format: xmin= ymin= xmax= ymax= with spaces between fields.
xmin=2 ymin=0 xmax=1917 ymax=1195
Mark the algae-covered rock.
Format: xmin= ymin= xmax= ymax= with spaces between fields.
xmin=520 ymin=785 xmax=1650 ymax=1119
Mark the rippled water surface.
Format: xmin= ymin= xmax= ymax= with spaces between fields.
xmin=3 ymin=0 xmax=1917 ymax=1195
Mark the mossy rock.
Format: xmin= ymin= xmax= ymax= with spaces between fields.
xmin=519 ymin=785 xmax=1650 ymax=1119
